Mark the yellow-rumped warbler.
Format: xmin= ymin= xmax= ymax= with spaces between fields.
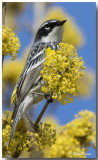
xmin=10 ymin=19 xmax=67 ymax=140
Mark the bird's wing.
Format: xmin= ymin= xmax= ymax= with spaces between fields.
xmin=10 ymin=43 xmax=47 ymax=141
xmin=13 ymin=43 xmax=46 ymax=108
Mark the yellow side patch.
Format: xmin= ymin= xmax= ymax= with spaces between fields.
xmin=11 ymin=88 xmax=17 ymax=105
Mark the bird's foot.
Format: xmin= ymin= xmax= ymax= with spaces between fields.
xmin=44 ymin=94 xmax=53 ymax=103
xmin=31 ymin=91 xmax=53 ymax=103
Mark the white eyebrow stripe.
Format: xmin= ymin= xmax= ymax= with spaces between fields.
xmin=40 ymin=22 xmax=48 ymax=28
xmin=39 ymin=20 xmax=57 ymax=28
xmin=51 ymin=20 xmax=57 ymax=23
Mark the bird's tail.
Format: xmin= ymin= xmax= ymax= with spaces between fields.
xmin=9 ymin=102 xmax=24 ymax=144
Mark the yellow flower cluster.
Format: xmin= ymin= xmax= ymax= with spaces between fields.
xmin=2 ymin=110 xmax=96 ymax=158
xmin=45 ymin=110 xmax=96 ymax=158
xmin=41 ymin=43 xmax=84 ymax=104
xmin=43 ymin=8 xmax=84 ymax=47
xmin=2 ymin=26 xmax=20 ymax=59
xmin=65 ymin=110 xmax=96 ymax=148
xmin=27 ymin=123 xmax=56 ymax=150
xmin=2 ymin=111 xmax=56 ymax=158
xmin=2 ymin=111 xmax=27 ymax=157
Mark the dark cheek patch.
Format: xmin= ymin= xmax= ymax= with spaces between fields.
xmin=35 ymin=27 xmax=53 ymax=41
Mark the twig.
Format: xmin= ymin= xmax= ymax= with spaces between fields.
xmin=2 ymin=55 xmax=4 ymax=68
xmin=2 ymin=2 xmax=7 ymax=68
xmin=34 ymin=101 xmax=50 ymax=127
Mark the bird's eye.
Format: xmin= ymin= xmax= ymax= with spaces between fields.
xmin=45 ymin=25 xmax=50 ymax=30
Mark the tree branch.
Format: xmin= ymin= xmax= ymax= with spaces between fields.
xmin=34 ymin=101 xmax=50 ymax=128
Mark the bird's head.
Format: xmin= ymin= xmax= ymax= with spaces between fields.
xmin=34 ymin=19 xmax=67 ymax=43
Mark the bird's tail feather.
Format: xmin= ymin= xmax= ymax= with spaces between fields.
xmin=9 ymin=103 xmax=24 ymax=144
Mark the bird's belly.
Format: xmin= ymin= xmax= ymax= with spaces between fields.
xmin=22 ymin=80 xmax=45 ymax=113
xmin=30 ymin=79 xmax=45 ymax=103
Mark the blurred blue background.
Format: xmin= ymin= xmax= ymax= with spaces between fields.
xmin=3 ymin=2 xmax=96 ymax=158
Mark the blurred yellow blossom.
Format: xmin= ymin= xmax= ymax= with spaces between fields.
xmin=44 ymin=110 xmax=96 ymax=158
xmin=41 ymin=43 xmax=85 ymax=104
xmin=65 ymin=110 xmax=96 ymax=147
xmin=43 ymin=7 xmax=84 ymax=47
xmin=7 ymin=2 xmax=25 ymax=16
xmin=3 ymin=60 xmax=24 ymax=86
xmin=5 ymin=3 xmax=26 ymax=30
xmin=44 ymin=135 xmax=86 ymax=158
xmin=43 ymin=116 xmax=59 ymax=130
xmin=2 ymin=26 xmax=20 ymax=59
xmin=77 ymin=70 xmax=95 ymax=97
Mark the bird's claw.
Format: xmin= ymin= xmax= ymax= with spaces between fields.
xmin=45 ymin=94 xmax=53 ymax=103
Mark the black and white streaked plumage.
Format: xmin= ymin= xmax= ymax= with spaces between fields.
xmin=10 ymin=19 xmax=67 ymax=140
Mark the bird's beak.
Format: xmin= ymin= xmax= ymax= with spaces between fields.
xmin=58 ymin=20 xmax=67 ymax=26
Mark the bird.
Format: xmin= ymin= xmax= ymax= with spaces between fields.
xmin=10 ymin=19 xmax=67 ymax=141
